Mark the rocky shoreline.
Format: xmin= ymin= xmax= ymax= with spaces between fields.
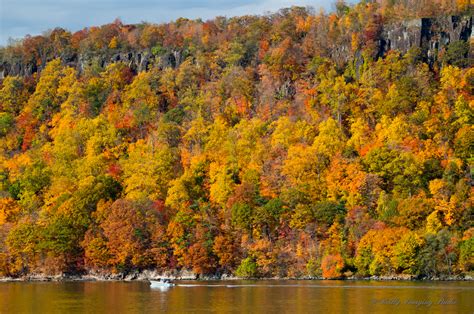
xmin=1 ymin=271 xmax=472 ymax=282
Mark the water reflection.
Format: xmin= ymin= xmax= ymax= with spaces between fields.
xmin=151 ymin=285 xmax=172 ymax=292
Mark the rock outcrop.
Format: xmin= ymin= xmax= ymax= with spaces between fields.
xmin=378 ymin=15 xmax=472 ymax=65
xmin=0 ymin=15 xmax=471 ymax=79
xmin=0 ymin=48 xmax=185 ymax=79
xmin=76 ymin=49 xmax=184 ymax=74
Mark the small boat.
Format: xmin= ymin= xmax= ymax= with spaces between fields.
xmin=150 ymin=279 xmax=175 ymax=289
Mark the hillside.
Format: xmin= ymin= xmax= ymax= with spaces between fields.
xmin=0 ymin=1 xmax=473 ymax=279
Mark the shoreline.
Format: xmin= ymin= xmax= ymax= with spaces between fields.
xmin=1 ymin=272 xmax=473 ymax=282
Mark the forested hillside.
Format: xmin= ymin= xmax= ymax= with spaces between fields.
xmin=0 ymin=0 xmax=472 ymax=279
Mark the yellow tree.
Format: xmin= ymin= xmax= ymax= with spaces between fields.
xmin=121 ymin=138 xmax=179 ymax=201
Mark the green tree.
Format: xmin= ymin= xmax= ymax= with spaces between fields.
xmin=235 ymin=257 xmax=257 ymax=278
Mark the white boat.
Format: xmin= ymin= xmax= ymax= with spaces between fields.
xmin=150 ymin=280 xmax=175 ymax=289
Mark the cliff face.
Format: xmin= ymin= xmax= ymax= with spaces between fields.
xmin=378 ymin=15 xmax=472 ymax=65
xmin=0 ymin=48 xmax=185 ymax=79
xmin=75 ymin=49 xmax=185 ymax=74
xmin=0 ymin=15 xmax=472 ymax=79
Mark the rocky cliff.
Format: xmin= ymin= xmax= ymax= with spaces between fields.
xmin=0 ymin=15 xmax=472 ymax=79
xmin=0 ymin=47 xmax=185 ymax=79
xmin=378 ymin=15 xmax=472 ymax=65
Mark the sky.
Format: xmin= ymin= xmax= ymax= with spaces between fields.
xmin=0 ymin=0 xmax=344 ymax=46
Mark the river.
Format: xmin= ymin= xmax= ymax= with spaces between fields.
xmin=1 ymin=280 xmax=473 ymax=313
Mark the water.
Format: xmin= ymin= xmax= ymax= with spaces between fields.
xmin=1 ymin=280 xmax=473 ymax=313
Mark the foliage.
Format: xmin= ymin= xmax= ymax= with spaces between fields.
xmin=235 ymin=257 xmax=258 ymax=278
xmin=0 ymin=0 xmax=472 ymax=278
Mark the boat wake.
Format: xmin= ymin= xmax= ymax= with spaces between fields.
xmin=173 ymin=284 xmax=474 ymax=290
